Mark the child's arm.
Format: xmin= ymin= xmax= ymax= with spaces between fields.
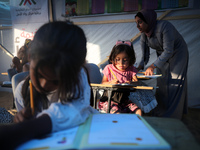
xmin=125 ymin=75 xmax=138 ymax=84
xmin=101 ymin=75 xmax=119 ymax=84
xmin=132 ymin=75 xmax=138 ymax=82
xmin=14 ymin=107 xmax=33 ymax=122
xmin=0 ymin=114 xmax=52 ymax=149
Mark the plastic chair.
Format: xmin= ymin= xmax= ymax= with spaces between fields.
xmin=84 ymin=63 xmax=102 ymax=84
xmin=11 ymin=71 xmax=29 ymax=109
xmin=11 ymin=71 xmax=29 ymax=97
xmin=84 ymin=63 xmax=103 ymax=108
xmin=7 ymin=68 xmax=17 ymax=81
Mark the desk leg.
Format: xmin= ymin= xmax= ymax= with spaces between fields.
xmin=92 ymin=88 xmax=97 ymax=109
xmin=106 ymin=89 xmax=112 ymax=113
xmin=13 ymin=97 xmax=16 ymax=109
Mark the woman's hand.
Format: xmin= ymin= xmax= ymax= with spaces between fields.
xmin=145 ymin=64 xmax=155 ymax=76
xmin=14 ymin=107 xmax=33 ymax=123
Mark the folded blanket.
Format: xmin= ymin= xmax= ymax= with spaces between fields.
xmin=129 ymin=90 xmax=157 ymax=113
xmin=0 ymin=107 xmax=14 ymax=123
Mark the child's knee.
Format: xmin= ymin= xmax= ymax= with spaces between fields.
xmin=135 ymin=109 xmax=142 ymax=116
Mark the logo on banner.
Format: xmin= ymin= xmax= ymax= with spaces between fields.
xmin=19 ymin=0 xmax=36 ymax=6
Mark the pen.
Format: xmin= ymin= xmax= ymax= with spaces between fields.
xmin=29 ymin=80 xmax=34 ymax=115
xmin=109 ymin=68 xmax=117 ymax=79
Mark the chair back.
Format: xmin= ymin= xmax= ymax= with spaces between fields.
xmin=7 ymin=68 xmax=17 ymax=81
xmin=84 ymin=63 xmax=102 ymax=84
xmin=11 ymin=71 xmax=29 ymax=97
xmin=11 ymin=64 xmax=101 ymax=97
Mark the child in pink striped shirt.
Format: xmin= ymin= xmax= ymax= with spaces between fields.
xmin=99 ymin=40 xmax=142 ymax=115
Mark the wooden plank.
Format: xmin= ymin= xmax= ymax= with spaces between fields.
xmin=0 ymin=44 xmax=14 ymax=58
xmin=130 ymin=32 xmax=141 ymax=42
xmin=133 ymin=86 xmax=153 ymax=90
xmin=1 ymin=72 xmax=8 ymax=76
xmin=157 ymin=10 xmax=172 ymax=20
xmin=138 ymin=72 xmax=145 ymax=74
xmin=73 ymin=14 xmax=200 ymax=25
xmin=137 ymin=76 xmax=150 ymax=80
xmin=91 ymin=83 xmax=113 ymax=87
xmin=97 ymin=56 xmax=109 ymax=67
xmin=74 ymin=19 xmax=134 ymax=25
xmin=90 ymin=83 xmax=154 ymax=90
xmin=49 ymin=0 xmax=54 ymax=22
xmin=0 ymin=26 xmax=12 ymax=30
xmin=163 ymin=14 xmax=200 ymax=20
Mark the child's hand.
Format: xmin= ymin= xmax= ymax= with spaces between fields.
xmin=14 ymin=107 xmax=33 ymax=123
xmin=132 ymin=76 xmax=138 ymax=82
xmin=110 ymin=78 xmax=119 ymax=84
xmin=125 ymin=81 xmax=131 ymax=84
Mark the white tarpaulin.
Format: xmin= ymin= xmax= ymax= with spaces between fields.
xmin=10 ymin=0 xmax=49 ymax=55
xmin=66 ymin=9 xmax=200 ymax=108
xmin=0 ymin=1 xmax=199 ymax=108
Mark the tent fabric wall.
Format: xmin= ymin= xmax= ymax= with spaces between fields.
xmin=0 ymin=1 xmax=12 ymax=25
xmin=0 ymin=1 xmax=13 ymax=92
xmin=0 ymin=0 xmax=199 ymax=108
xmin=68 ymin=9 xmax=200 ymax=108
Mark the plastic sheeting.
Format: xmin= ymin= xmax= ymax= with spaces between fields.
xmin=0 ymin=1 xmax=11 ymax=25
xmin=69 ymin=9 xmax=200 ymax=108
xmin=0 ymin=3 xmax=200 ymax=108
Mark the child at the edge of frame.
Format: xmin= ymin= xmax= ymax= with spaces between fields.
xmin=0 ymin=21 xmax=99 ymax=149
xmin=99 ymin=40 xmax=142 ymax=115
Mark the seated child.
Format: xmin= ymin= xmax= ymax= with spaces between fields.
xmin=0 ymin=21 xmax=99 ymax=149
xmin=17 ymin=39 xmax=32 ymax=72
xmin=11 ymin=56 xmax=22 ymax=73
xmin=99 ymin=40 xmax=142 ymax=116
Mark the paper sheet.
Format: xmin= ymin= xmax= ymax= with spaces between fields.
xmin=136 ymin=74 xmax=162 ymax=79
xmin=16 ymin=126 xmax=79 ymax=150
xmin=88 ymin=114 xmax=159 ymax=145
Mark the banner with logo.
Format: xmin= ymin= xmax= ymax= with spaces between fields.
xmin=10 ymin=0 xmax=49 ymax=55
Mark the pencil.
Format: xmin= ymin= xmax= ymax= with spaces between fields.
xmin=29 ymin=80 xmax=34 ymax=115
xmin=109 ymin=68 xmax=117 ymax=79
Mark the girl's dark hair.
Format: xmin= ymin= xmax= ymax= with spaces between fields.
xmin=135 ymin=12 xmax=147 ymax=24
xmin=22 ymin=21 xmax=87 ymax=111
xmin=109 ymin=43 xmax=136 ymax=66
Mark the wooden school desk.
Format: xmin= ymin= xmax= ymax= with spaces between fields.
xmin=1 ymin=72 xmax=12 ymax=88
xmin=90 ymin=83 xmax=154 ymax=113
xmin=1 ymin=72 xmax=8 ymax=76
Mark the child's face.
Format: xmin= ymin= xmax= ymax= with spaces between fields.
xmin=30 ymin=60 xmax=59 ymax=93
xmin=114 ymin=51 xmax=129 ymax=71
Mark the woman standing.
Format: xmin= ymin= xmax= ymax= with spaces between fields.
xmin=135 ymin=9 xmax=188 ymax=119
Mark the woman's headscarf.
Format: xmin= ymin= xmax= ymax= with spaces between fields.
xmin=135 ymin=9 xmax=157 ymax=37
